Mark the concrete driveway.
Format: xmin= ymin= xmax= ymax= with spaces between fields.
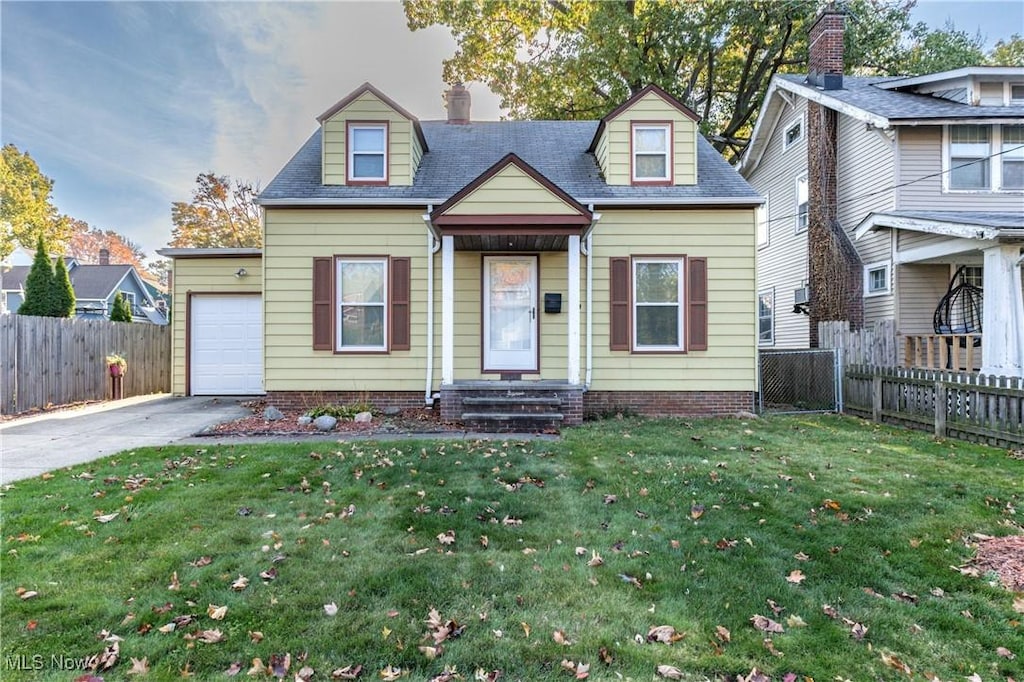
xmin=0 ymin=395 xmax=250 ymax=484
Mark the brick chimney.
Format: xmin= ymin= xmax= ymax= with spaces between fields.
xmin=807 ymin=4 xmax=845 ymax=90
xmin=445 ymin=83 xmax=471 ymax=124
xmin=98 ymin=248 xmax=110 ymax=265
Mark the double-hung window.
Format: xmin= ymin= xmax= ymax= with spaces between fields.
xmin=863 ymin=261 xmax=891 ymax=297
xmin=949 ymin=125 xmax=990 ymax=189
xmin=631 ymin=123 xmax=671 ymax=183
xmin=348 ymin=124 xmax=387 ymax=183
xmin=758 ymin=288 xmax=774 ymax=346
xmin=795 ymin=175 xmax=808 ymax=233
xmin=337 ymin=258 xmax=387 ymax=351
xmin=632 ymin=257 xmax=683 ymax=350
xmin=1001 ymin=125 xmax=1024 ymax=190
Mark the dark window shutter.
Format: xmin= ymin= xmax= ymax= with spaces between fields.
xmin=312 ymin=257 xmax=333 ymax=351
xmin=390 ymin=257 xmax=411 ymax=351
xmin=609 ymin=257 xmax=630 ymax=351
xmin=687 ymin=256 xmax=708 ymax=351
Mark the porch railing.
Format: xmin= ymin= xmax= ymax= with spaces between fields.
xmin=903 ymin=334 xmax=981 ymax=372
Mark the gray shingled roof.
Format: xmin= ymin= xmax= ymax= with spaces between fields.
xmin=778 ymin=74 xmax=1024 ymax=122
xmin=260 ymin=120 xmax=760 ymax=204
xmin=68 ymin=265 xmax=134 ymax=300
xmin=2 ymin=266 xmax=30 ymax=291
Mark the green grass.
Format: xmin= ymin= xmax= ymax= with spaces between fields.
xmin=2 ymin=415 xmax=1022 ymax=681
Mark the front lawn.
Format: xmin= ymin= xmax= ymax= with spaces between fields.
xmin=2 ymin=415 xmax=1021 ymax=681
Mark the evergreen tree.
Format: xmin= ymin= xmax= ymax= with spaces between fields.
xmin=109 ymin=291 xmax=133 ymax=323
xmin=17 ymin=234 xmax=57 ymax=316
xmin=52 ymin=255 xmax=75 ymax=317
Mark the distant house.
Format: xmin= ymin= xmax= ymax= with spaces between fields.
xmin=740 ymin=7 xmax=1024 ymax=376
xmin=1 ymin=249 xmax=167 ymax=325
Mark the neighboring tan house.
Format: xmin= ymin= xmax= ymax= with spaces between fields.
xmin=159 ymin=82 xmax=762 ymax=426
xmin=741 ymin=7 xmax=1024 ymax=377
xmin=2 ymin=249 xmax=167 ymax=325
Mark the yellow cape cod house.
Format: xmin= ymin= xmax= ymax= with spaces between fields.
xmin=160 ymin=82 xmax=763 ymax=428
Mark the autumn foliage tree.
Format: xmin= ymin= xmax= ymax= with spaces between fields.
xmin=0 ymin=144 xmax=71 ymax=260
xmin=170 ymin=173 xmax=261 ymax=248
xmin=66 ymin=218 xmax=147 ymax=272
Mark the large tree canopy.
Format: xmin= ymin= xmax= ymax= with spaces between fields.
xmin=0 ymin=144 xmax=71 ymax=260
xmin=405 ymin=0 xmax=997 ymax=158
xmin=66 ymin=217 xmax=148 ymax=272
xmin=169 ymin=173 xmax=261 ymax=248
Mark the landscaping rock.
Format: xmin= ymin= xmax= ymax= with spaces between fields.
xmin=383 ymin=406 xmax=402 ymax=417
xmin=314 ymin=415 xmax=337 ymax=431
xmin=263 ymin=406 xmax=285 ymax=421
xmin=735 ymin=411 xmax=759 ymax=420
xmin=297 ymin=415 xmax=313 ymax=426
xmin=354 ymin=411 xmax=373 ymax=423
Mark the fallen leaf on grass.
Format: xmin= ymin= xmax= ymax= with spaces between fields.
xmin=206 ymin=604 xmax=227 ymax=620
xmin=249 ymin=631 xmax=264 ymax=643
xmin=738 ymin=668 xmax=770 ymax=682
xmin=786 ymin=570 xmax=806 ymax=585
xmin=331 ymin=664 xmax=363 ymax=679
xmin=473 ymin=670 xmax=501 ymax=682
xmin=656 ymin=665 xmax=684 ymax=679
xmin=842 ymin=618 xmax=868 ymax=641
xmin=997 ymin=646 xmax=1016 ymax=659
xmin=248 ymin=658 xmax=267 ymax=676
xmin=750 ymin=614 xmax=784 ymax=634
xmin=18 ymin=590 xmax=38 ymax=600
xmin=880 ymin=651 xmax=912 ymax=676
xmin=437 ymin=530 xmax=456 ymax=546
xmin=94 ymin=512 xmax=119 ymax=523
xmin=224 ymin=661 xmax=242 ymax=676
xmin=419 ymin=645 xmax=443 ymax=660
xmin=587 ymin=551 xmax=603 ymax=567
xmin=598 ymin=646 xmax=612 ymax=665
xmin=762 ymin=638 xmax=783 ymax=657
xmin=379 ymin=665 xmax=404 ymax=681
xmin=324 ymin=602 xmax=339 ymax=616
xmin=189 ymin=556 xmax=212 ymax=568
xmin=822 ymin=604 xmax=839 ymax=619
xmin=785 ymin=615 xmax=807 ymax=628
xmin=690 ymin=503 xmax=705 ymax=520
xmin=168 ymin=572 xmax=181 ymax=591
xmin=559 ymin=660 xmax=589 ymax=679
xmin=86 ymin=641 xmax=119 ymax=672
xmin=553 ymin=629 xmax=572 ymax=645
xmin=126 ymin=657 xmax=149 ymax=676
xmin=270 ymin=653 xmax=291 ymax=678
xmin=647 ymin=625 xmax=685 ymax=644
xmin=1014 ymin=596 xmax=1024 ymax=613
xmin=793 ymin=552 xmax=810 ymax=561
xmin=296 ymin=666 xmax=315 ymax=681
xmin=230 ymin=575 xmax=249 ymax=591
xmin=521 ymin=622 xmax=531 ymax=638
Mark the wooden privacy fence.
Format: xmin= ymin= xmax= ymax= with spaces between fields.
xmin=818 ymin=320 xmax=899 ymax=366
xmin=844 ymin=364 xmax=1024 ymax=446
xmin=0 ymin=315 xmax=171 ymax=415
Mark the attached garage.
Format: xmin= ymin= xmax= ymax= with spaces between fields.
xmin=155 ymin=248 xmax=264 ymax=396
xmin=190 ymin=294 xmax=263 ymax=395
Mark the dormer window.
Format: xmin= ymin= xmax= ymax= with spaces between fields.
xmin=631 ymin=123 xmax=671 ymax=183
xmin=348 ymin=123 xmax=388 ymax=183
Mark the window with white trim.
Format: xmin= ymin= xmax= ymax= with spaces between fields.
xmin=758 ymin=288 xmax=774 ymax=346
xmin=1001 ymin=124 xmax=1024 ymax=190
xmin=631 ymin=123 xmax=671 ymax=182
xmin=122 ymin=292 xmax=136 ymax=307
xmin=336 ymin=258 xmax=387 ymax=351
xmin=783 ymin=119 xmax=803 ymax=151
xmin=348 ymin=124 xmax=387 ymax=181
xmin=757 ymin=194 xmax=769 ymax=248
xmin=960 ymin=265 xmax=983 ymax=289
xmin=1011 ymin=84 xmax=1024 ymax=104
xmin=949 ymin=125 xmax=990 ymax=189
xmin=864 ymin=261 xmax=891 ymax=297
xmin=795 ymin=175 xmax=808 ymax=233
xmin=633 ymin=257 xmax=683 ymax=350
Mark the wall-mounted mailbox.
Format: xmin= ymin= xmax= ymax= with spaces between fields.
xmin=544 ymin=293 xmax=562 ymax=314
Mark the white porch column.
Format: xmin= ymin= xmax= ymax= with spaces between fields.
xmin=567 ymin=235 xmax=581 ymax=384
xmin=441 ymin=235 xmax=455 ymax=385
xmin=981 ymin=244 xmax=1024 ymax=378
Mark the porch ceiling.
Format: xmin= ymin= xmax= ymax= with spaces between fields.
xmin=455 ymin=234 xmax=569 ymax=251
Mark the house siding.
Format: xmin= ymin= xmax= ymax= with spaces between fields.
xmin=589 ymin=209 xmax=757 ymax=392
xmin=896 ymin=263 xmax=950 ymax=335
xmin=445 ymin=165 xmax=580 ymax=215
xmin=321 ymin=91 xmax=415 ymax=186
xmin=746 ymin=98 xmax=810 ymax=348
xmin=836 ymin=112 xmax=896 ymax=325
xmin=604 ymin=92 xmax=697 ymax=186
xmin=169 ymin=256 xmax=263 ymax=396
xmin=896 ymin=126 xmax=1024 ymax=210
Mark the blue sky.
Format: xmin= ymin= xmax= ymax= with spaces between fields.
xmin=2 ymin=0 xmax=1021 ymax=261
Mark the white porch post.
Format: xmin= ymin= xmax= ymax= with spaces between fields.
xmin=568 ymin=235 xmax=581 ymax=384
xmin=981 ymin=244 xmax=1024 ymax=378
xmin=441 ymin=235 xmax=455 ymax=385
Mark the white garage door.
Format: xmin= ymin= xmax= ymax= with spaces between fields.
xmin=190 ymin=295 xmax=263 ymax=395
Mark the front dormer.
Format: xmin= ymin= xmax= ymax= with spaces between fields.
xmin=876 ymin=66 xmax=1024 ymax=106
xmin=317 ymin=83 xmax=428 ymax=186
xmin=588 ymin=84 xmax=700 ymax=186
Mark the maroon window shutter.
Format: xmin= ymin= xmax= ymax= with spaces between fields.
xmin=687 ymin=257 xmax=708 ymax=351
xmin=609 ymin=257 xmax=630 ymax=351
xmin=390 ymin=257 xmax=411 ymax=351
xmin=312 ymin=257 xmax=333 ymax=351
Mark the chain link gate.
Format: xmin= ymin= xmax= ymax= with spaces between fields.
xmin=758 ymin=349 xmax=842 ymax=414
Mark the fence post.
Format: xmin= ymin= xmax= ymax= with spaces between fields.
xmin=872 ymin=373 xmax=882 ymax=422
xmin=934 ymin=380 xmax=946 ymax=438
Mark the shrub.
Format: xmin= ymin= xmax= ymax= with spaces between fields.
xmin=306 ymin=402 xmax=374 ymax=420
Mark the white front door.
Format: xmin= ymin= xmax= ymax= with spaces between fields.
xmin=483 ymin=256 xmax=538 ymax=372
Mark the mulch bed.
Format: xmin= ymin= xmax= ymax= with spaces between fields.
xmin=204 ymin=401 xmax=464 ymax=437
xmin=969 ymin=534 xmax=1024 ymax=593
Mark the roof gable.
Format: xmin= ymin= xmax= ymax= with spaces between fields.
xmin=588 ymin=84 xmax=700 ymax=153
xmin=431 ymin=154 xmax=592 ymax=226
xmin=317 ymin=82 xmax=428 ymax=152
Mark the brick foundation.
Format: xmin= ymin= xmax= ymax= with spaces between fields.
xmin=583 ymin=390 xmax=756 ymax=418
xmin=264 ymin=391 xmax=428 ymax=412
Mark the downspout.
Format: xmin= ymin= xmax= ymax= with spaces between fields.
xmin=582 ymin=207 xmax=601 ymax=388
xmin=422 ymin=207 xmax=441 ymax=406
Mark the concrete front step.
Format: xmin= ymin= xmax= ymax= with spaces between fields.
xmin=461 ymin=396 xmax=562 ymax=407
xmin=460 ymin=412 xmax=564 ymax=422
